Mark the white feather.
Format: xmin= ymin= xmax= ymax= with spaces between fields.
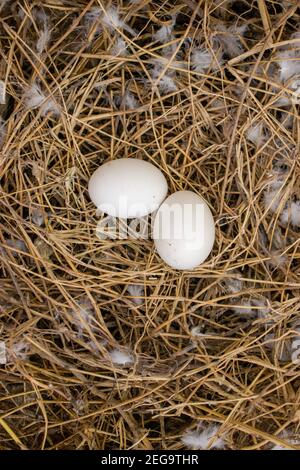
xmin=72 ymin=300 xmax=96 ymax=336
xmin=213 ymin=23 xmax=247 ymax=58
xmin=24 ymin=84 xmax=60 ymax=117
xmin=232 ymin=296 xmax=269 ymax=318
xmin=102 ymin=6 xmax=124 ymax=30
xmin=225 ymin=277 xmax=242 ymax=294
xmin=277 ymin=50 xmax=300 ymax=82
xmin=281 ymin=200 xmax=300 ymax=226
xmin=269 ymin=252 xmax=287 ymax=268
xmin=41 ymin=97 xmax=61 ymax=117
xmin=209 ymin=97 xmax=226 ymax=109
xmin=265 ymin=333 xmax=291 ymax=362
xmin=263 ymin=177 xmax=286 ymax=213
xmin=127 ymin=284 xmax=143 ymax=304
xmin=233 ymin=24 xmax=248 ymax=36
xmin=115 ymin=91 xmax=138 ymax=109
xmin=271 ymin=444 xmax=289 ymax=450
xmin=181 ymin=425 xmax=224 ymax=450
xmin=246 ymin=122 xmax=267 ymax=147
xmin=111 ymin=37 xmax=128 ymax=56
xmin=233 ymin=299 xmax=253 ymax=315
xmin=154 ymin=25 xmax=173 ymax=43
xmin=36 ymin=27 xmax=51 ymax=54
xmin=0 ymin=341 xmax=7 ymax=365
xmin=0 ymin=80 xmax=6 ymax=104
xmin=251 ymin=298 xmax=270 ymax=319
xmin=101 ymin=6 xmax=135 ymax=35
xmin=271 ymin=431 xmax=300 ymax=450
xmin=290 ymin=78 xmax=300 ymax=104
xmin=124 ymin=92 xmax=137 ymax=109
xmin=190 ymin=326 xmax=205 ymax=337
xmin=11 ymin=341 xmax=30 ymax=360
xmin=109 ymin=348 xmax=134 ymax=365
xmin=273 ymin=92 xmax=293 ymax=107
xmin=72 ymin=399 xmax=85 ymax=415
xmin=153 ymin=15 xmax=176 ymax=43
xmin=33 ymin=9 xmax=48 ymax=24
xmin=156 ymin=74 xmax=177 ymax=93
xmin=264 ymin=190 xmax=280 ymax=212
xmin=191 ymin=48 xmax=218 ymax=73
xmin=124 ymin=91 xmax=138 ymax=109
xmin=280 ymin=111 xmax=294 ymax=129
xmin=152 ymin=65 xmax=177 ymax=93
xmin=24 ymin=84 xmax=44 ymax=109
xmin=291 ymin=323 xmax=300 ymax=365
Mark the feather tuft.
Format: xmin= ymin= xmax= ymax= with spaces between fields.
xmin=182 ymin=425 xmax=224 ymax=450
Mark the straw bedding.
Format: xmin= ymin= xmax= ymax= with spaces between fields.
xmin=0 ymin=0 xmax=299 ymax=450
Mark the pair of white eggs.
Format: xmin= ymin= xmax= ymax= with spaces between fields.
xmin=88 ymin=159 xmax=215 ymax=270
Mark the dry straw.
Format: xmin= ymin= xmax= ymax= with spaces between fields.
xmin=0 ymin=0 xmax=299 ymax=450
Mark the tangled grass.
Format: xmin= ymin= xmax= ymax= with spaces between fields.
xmin=0 ymin=0 xmax=299 ymax=450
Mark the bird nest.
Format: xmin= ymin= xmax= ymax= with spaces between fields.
xmin=0 ymin=0 xmax=299 ymax=450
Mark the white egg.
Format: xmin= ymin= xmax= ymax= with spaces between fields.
xmin=153 ymin=190 xmax=215 ymax=270
xmin=88 ymin=158 xmax=168 ymax=218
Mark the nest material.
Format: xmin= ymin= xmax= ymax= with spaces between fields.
xmin=0 ymin=0 xmax=300 ymax=450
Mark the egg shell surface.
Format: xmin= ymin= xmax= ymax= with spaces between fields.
xmin=88 ymin=158 xmax=168 ymax=218
xmin=153 ymin=190 xmax=215 ymax=270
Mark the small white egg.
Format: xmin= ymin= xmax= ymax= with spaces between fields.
xmin=89 ymin=158 xmax=168 ymax=218
xmin=153 ymin=190 xmax=215 ymax=270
